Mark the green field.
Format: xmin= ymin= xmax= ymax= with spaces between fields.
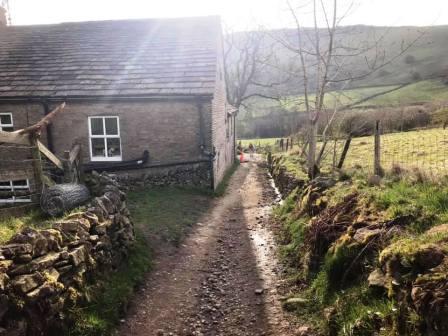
xmin=266 ymin=127 xmax=448 ymax=178
xmin=284 ymin=80 xmax=448 ymax=110
xmin=342 ymin=128 xmax=448 ymax=173
xmin=239 ymin=138 xmax=278 ymax=148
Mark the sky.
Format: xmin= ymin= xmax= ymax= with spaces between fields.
xmin=7 ymin=0 xmax=448 ymax=30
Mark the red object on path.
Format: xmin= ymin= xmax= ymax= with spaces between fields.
xmin=240 ymin=152 xmax=244 ymax=163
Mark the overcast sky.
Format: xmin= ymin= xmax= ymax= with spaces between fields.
xmin=8 ymin=0 xmax=448 ymax=29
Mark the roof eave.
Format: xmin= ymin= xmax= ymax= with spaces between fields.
xmin=0 ymin=93 xmax=214 ymax=103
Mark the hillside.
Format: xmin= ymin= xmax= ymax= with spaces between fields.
xmin=235 ymin=25 xmax=448 ymax=136
xmin=236 ymin=25 xmax=448 ymax=98
xmin=240 ymin=79 xmax=448 ymax=119
xmin=237 ymin=79 xmax=448 ymax=139
xmin=284 ymin=79 xmax=448 ymax=110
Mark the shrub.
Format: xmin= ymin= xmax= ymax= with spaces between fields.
xmin=336 ymin=106 xmax=432 ymax=137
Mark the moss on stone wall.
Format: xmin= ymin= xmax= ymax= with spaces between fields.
xmin=271 ymin=154 xmax=448 ymax=335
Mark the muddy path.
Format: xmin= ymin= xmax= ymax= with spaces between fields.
xmin=117 ymin=160 xmax=300 ymax=336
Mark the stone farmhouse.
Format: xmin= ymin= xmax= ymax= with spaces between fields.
xmin=0 ymin=16 xmax=235 ymax=203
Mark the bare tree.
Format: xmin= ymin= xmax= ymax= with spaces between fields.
xmin=272 ymin=0 xmax=424 ymax=178
xmin=224 ymin=29 xmax=287 ymax=110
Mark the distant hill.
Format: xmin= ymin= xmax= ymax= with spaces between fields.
xmin=234 ymin=25 xmax=448 ymax=99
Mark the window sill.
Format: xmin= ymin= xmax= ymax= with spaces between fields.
xmin=90 ymin=157 xmax=123 ymax=162
xmin=0 ymin=199 xmax=32 ymax=203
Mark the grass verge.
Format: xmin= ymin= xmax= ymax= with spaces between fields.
xmin=273 ymin=160 xmax=448 ymax=335
xmin=68 ymin=231 xmax=151 ymax=336
xmin=214 ymin=162 xmax=239 ymax=197
xmin=128 ymin=186 xmax=212 ymax=246
xmin=0 ymin=210 xmax=48 ymax=243
xmin=0 ymin=207 xmax=85 ymax=244
xmin=69 ymin=184 xmax=216 ymax=335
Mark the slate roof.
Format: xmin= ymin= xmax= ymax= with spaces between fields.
xmin=0 ymin=16 xmax=221 ymax=98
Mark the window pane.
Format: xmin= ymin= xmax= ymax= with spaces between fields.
xmin=91 ymin=138 xmax=106 ymax=157
xmin=105 ymin=117 xmax=118 ymax=135
xmin=1 ymin=126 xmax=13 ymax=132
xmin=106 ymin=138 xmax=121 ymax=157
xmin=90 ymin=118 xmax=104 ymax=135
xmin=0 ymin=181 xmax=11 ymax=189
xmin=13 ymin=180 xmax=28 ymax=188
xmin=0 ymin=114 xmax=12 ymax=125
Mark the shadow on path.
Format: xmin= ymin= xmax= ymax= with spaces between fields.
xmin=118 ymin=162 xmax=297 ymax=336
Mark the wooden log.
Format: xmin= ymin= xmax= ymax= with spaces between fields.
xmin=40 ymin=183 xmax=90 ymax=217
xmin=19 ymin=102 xmax=66 ymax=135
xmin=37 ymin=140 xmax=63 ymax=170
xmin=0 ymin=130 xmax=30 ymax=145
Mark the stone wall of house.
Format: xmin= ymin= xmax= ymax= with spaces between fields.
xmin=0 ymin=174 xmax=134 ymax=335
xmin=0 ymin=102 xmax=46 ymax=142
xmin=0 ymin=103 xmax=45 ymax=183
xmin=211 ymin=32 xmax=235 ymax=188
xmin=0 ymin=99 xmax=217 ymax=189
xmin=0 ymin=103 xmax=47 ymax=205
xmin=0 ymin=94 xmax=234 ymax=189
xmin=49 ymin=99 xmax=208 ymax=165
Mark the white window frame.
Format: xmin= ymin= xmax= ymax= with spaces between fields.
xmin=0 ymin=113 xmax=13 ymax=131
xmin=0 ymin=179 xmax=31 ymax=203
xmin=88 ymin=116 xmax=122 ymax=162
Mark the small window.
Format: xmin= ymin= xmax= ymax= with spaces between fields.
xmin=88 ymin=116 xmax=122 ymax=161
xmin=0 ymin=179 xmax=31 ymax=203
xmin=0 ymin=113 xmax=13 ymax=132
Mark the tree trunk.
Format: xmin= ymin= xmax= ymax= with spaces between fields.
xmin=307 ymin=122 xmax=318 ymax=178
xmin=316 ymin=139 xmax=328 ymax=166
xmin=41 ymin=184 xmax=90 ymax=217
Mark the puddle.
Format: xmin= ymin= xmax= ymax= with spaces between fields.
xmin=268 ymin=171 xmax=284 ymax=205
xmin=242 ymin=166 xmax=297 ymax=333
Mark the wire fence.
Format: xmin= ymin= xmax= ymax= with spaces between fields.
xmin=332 ymin=126 xmax=448 ymax=177
xmin=245 ymin=125 xmax=448 ymax=178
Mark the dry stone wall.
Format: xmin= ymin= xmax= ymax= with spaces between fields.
xmin=0 ymin=173 xmax=134 ymax=335
xmin=268 ymin=155 xmax=306 ymax=197
xmin=112 ymin=162 xmax=212 ymax=190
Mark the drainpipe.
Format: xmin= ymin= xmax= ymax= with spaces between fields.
xmin=209 ymin=149 xmax=215 ymax=190
xmin=41 ymin=99 xmax=54 ymax=152
xmin=233 ymin=112 xmax=237 ymax=163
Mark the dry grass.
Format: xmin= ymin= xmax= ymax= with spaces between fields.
xmin=271 ymin=128 xmax=448 ymax=178
xmin=0 ymin=210 xmax=55 ymax=243
xmin=338 ymin=128 xmax=448 ymax=175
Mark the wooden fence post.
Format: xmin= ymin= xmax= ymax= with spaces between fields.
xmin=374 ymin=120 xmax=382 ymax=176
xmin=332 ymin=139 xmax=338 ymax=173
xmin=77 ymin=146 xmax=84 ymax=183
xmin=63 ymin=144 xmax=82 ymax=183
xmin=29 ymin=133 xmax=44 ymax=200
xmin=63 ymin=150 xmax=72 ymax=183
xmin=337 ymin=135 xmax=352 ymax=169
